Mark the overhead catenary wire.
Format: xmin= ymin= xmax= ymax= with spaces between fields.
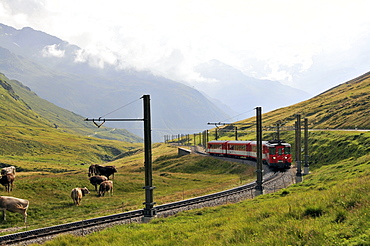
xmin=219 ymin=108 xmax=256 ymax=123
xmin=99 ymin=98 xmax=142 ymax=118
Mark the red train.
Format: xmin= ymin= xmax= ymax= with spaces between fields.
xmin=207 ymin=140 xmax=292 ymax=169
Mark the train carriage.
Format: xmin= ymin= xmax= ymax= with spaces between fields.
xmin=248 ymin=141 xmax=270 ymax=163
xmin=225 ymin=141 xmax=251 ymax=158
xmin=207 ymin=140 xmax=228 ymax=156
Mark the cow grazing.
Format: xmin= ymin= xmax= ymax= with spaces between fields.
xmin=89 ymin=175 xmax=108 ymax=191
xmin=0 ymin=173 xmax=15 ymax=192
xmin=1 ymin=166 xmax=16 ymax=177
xmin=71 ymin=187 xmax=90 ymax=206
xmin=0 ymin=196 xmax=29 ymax=223
xmin=88 ymin=164 xmax=98 ymax=177
xmin=95 ymin=165 xmax=117 ymax=180
xmin=98 ymin=181 xmax=113 ymax=197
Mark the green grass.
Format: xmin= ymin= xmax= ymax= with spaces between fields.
xmin=38 ymin=138 xmax=370 ymax=246
xmin=0 ymin=144 xmax=254 ymax=233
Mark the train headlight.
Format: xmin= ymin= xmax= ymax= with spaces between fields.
xmin=272 ymin=157 xmax=276 ymax=159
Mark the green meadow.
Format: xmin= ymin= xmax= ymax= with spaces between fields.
xmin=0 ymin=143 xmax=255 ymax=233
xmin=38 ymin=131 xmax=370 ymax=246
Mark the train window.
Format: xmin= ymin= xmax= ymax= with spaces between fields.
xmin=278 ymin=148 xmax=282 ymax=155
xmin=269 ymin=147 xmax=276 ymax=155
xmin=231 ymin=145 xmax=244 ymax=151
xmin=285 ymin=147 xmax=291 ymax=154
xmin=210 ymin=144 xmax=222 ymax=149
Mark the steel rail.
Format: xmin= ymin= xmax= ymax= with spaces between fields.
xmin=0 ymin=209 xmax=143 ymax=245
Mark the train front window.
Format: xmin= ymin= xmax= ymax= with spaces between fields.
xmin=285 ymin=147 xmax=291 ymax=154
xmin=269 ymin=147 xmax=276 ymax=155
xmin=278 ymin=148 xmax=282 ymax=155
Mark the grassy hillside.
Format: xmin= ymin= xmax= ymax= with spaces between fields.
xmin=0 ymin=72 xmax=141 ymax=167
xmin=41 ymin=139 xmax=370 ymax=245
xmin=0 ymin=143 xmax=254 ymax=233
xmin=4 ymin=75 xmax=141 ymax=142
xmin=239 ymin=71 xmax=370 ymax=131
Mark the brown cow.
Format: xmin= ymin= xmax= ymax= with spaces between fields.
xmin=71 ymin=187 xmax=90 ymax=206
xmin=98 ymin=181 xmax=113 ymax=197
xmin=0 ymin=173 xmax=15 ymax=192
xmin=88 ymin=164 xmax=98 ymax=177
xmin=95 ymin=165 xmax=117 ymax=180
xmin=89 ymin=164 xmax=117 ymax=179
xmin=89 ymin=175 xmax=108 ymax=191
xmin=0 ymin=196 xmax=29 ymax=223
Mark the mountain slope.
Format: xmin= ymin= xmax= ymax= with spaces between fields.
xmin=0 ymin=72 xmax=140 ymax=162
xmin=0 ymin=23 xmax=230 ymax=142
xmin=194 ymin=59 xmax=312 ymax=117
xmin=5 ymin=75 xmax=142 ymax=142
xmin=0 ymin=73 xmax=46 ymax=127
xmin=234 ymin=71 xmax=370 ymax=131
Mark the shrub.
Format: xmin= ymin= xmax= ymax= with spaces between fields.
xmin=334 ymin=211 xmax=347 ymax=223
xmin=303 ymin=206 xmax=324 ymax=218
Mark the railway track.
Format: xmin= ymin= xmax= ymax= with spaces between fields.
xmin=0 ymin=155 xmax=296 ymax=245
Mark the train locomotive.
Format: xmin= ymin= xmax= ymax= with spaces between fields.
xmin=206 ymin=140 xmax=292 ymax=169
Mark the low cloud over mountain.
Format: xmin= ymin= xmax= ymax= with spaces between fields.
xmin=194 ymin=60 xmax=311 ymax=119
xmin=0 ymin=24 xmax=229 ymax=142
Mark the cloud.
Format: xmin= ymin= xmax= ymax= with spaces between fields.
xmin=42 ymin=44 xmax=65 ymax=58
xmin=72 ymin=45 xmax=119 ymax=69
xmin=0 ymin=0 xmax=370 ymax=94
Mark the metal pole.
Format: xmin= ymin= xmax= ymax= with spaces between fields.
xmin=276 ymin=121 xmax=281 ymax=140
xmin=235 ymin=126 xmax=238 ymax=141
xmin=295 ymin=114 xmax=302 ymax=182
xmin=142 ymin=95 xmax=156 ymax=219
xmin=304 ymin=118 xmax=309 ymax=175
xmin=203 ymin=130 xmax=206 ymax=147
xmin=206 ymin=130 xmax=209 ymax=151
xmin=255 ymin=107 xmax=263 ymax=195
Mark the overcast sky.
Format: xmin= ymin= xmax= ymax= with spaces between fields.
xmin=0 ymin=0 xmax=369 ymax=95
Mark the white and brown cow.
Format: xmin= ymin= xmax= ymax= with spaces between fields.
xmin=0 ymin=173 xmax=15 ymax=192
xmin=89 ymin=175 xmax=108 ymax=191
xmin=1 ymin=166 xmax=16 ymax=177
xmin=98 ymin=181 xmax=113 ymax=197
xmin=0 ymin=196 xmax=29 ymax=223
xmin=71 ymin=187 xmax=90 ymax=206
